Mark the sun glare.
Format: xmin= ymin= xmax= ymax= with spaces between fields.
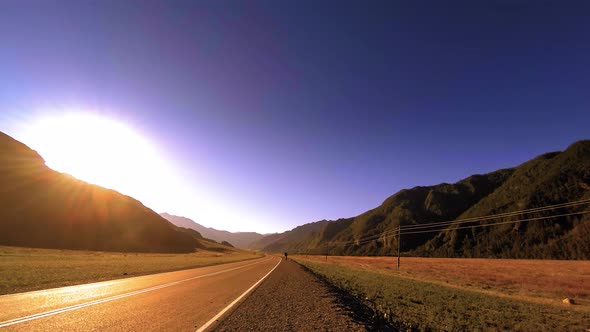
xmin=10 ymin=109 xmax=266 ymax=232
xmin=17 ymin=111 xmax=175 ymax=208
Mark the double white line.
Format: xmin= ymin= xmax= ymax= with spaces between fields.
xmin=0 ymin=256 xmax=278 ymax=328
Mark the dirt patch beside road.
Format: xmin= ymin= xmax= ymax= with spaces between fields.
xmin=212 ymin=258 xmax=388 ymax=331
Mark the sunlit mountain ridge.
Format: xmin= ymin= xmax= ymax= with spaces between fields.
xmin=0 ymin=131 xmax=218 ymax=253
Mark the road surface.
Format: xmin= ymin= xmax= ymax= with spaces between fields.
xmin=213 ymin=259 xmax=369 ymax=331
xmin=0 ymin=255 xmax=280 ymax=331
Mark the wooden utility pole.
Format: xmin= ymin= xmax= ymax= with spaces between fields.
xmin=397 ymin=224 xmax=401 ymax=272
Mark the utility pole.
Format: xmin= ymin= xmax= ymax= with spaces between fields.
xmin=397 ymin=224 xmax=401 ymax=272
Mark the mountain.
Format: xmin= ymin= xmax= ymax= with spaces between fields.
xmin=251 ymin=168 xmax=512 ymax=255
xmin=160 ymin=213 xmax=266 ymax=249
xmin=420 ymin=140 xmax=590 ymax=259
xmin=0 ymin=131 xmax=200 ymax=253
xmin=255 ymin=140 xmax=590 ymax=259
xmin=249 ymin=219 xmax=334 ymax=252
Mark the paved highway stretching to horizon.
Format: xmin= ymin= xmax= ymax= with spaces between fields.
xmin=0 ymin=256 xmax=281 ymax=331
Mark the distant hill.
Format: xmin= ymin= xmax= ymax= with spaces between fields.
xmin=160 ymin=213 xmax=266 ymax=249
xmin=0 ymin=131 xmax=201 ymax=253
xmin=248 ymin=232 xmax=286 ymax=251
xmin=255 ymin=140 xmax=590 ymax=259
xmin=248 ymin=219 xmax=333 ymax=252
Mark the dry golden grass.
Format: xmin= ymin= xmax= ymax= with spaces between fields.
xmin=294 ymin=257 xmax=590 ymax=331
xmin=0 ymin=245 xmax=262 ymax=295
xmin=295 ymin=255 xmax=590 ymax=309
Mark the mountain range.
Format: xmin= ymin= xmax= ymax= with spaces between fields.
xmin=251 ymin=140 xmax=590 ymax=259
xmin=0 ymin=131 xmax=213 ymax=253
xmin=3 ymin=128 xmax=588 ymax=259
xmin=160 ymin=213 xmax=266 ymax=249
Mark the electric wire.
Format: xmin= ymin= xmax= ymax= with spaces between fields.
xmin=304 ymin=203 xmax=590 ymax=250
xmin=322 ymin=198 xmax=590 ymax=246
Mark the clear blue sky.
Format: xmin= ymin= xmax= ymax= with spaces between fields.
xmin=1 ymin=1 xmax=589 ymax=233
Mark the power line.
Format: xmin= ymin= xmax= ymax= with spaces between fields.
xmin=310 ymin=209 xmax=590 ymax=250
xmin=400 ymin=198 xmax=590 ymax=231
xmin=399 ymin=209 xmax=590 ymax=236
xmin=307 ymin=202 xmax=590 ymax=249
xmin=319 ymin=198 xmax=590 ymax=247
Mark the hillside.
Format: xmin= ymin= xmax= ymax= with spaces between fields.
xmin=161 ymin=213 xmax=266 ymax=249
xmin=256 ymin=140 xmax=590 ymax=259
xmin=249 ymin=219 xmax=336 ymax=252
xmin=0 ymin=131 xmax=200 ymax=253
xmin=420 ymin=140 xmax=590 ymax=259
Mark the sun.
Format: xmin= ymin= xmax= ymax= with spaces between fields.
xmin=16 ymin=111 xmax=174 ymax=205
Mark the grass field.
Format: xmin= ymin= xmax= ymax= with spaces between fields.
xmin=0 ymin=246 xmax=263 ymax=295
xmin=294 ymin=255 xmax=590 ymax=331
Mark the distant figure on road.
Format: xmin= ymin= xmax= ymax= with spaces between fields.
xmin=284 ymin=252 xmax=288 ymax=261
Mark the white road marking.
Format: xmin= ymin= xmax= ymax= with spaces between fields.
xmin=195 ymin=256 xmax=282 ymax=332
xmin=0 ymin=257 xmax=273 ymax=328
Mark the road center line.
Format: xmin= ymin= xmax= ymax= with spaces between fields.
xmin=0 ymin=257 xmax=273 ymax=328
xmin=195 ymin=257 xmax=282 ymax=332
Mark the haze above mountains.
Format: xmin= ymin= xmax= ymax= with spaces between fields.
xmin=1 ymin=131 xmax=588 ymax=259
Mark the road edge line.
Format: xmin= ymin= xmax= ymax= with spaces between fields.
xmin=195 ymin=257 xmax=282 ymax=332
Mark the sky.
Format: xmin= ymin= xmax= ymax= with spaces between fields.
xmin=1 ymin=1 xmax=589 ymax=233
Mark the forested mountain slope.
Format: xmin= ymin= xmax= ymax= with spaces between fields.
xmin=256 ymin=140 xmax=590 ymax=259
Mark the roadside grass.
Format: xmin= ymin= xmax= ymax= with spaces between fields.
xmin=0 ymin=246 xmax=263 ymax=295
xmin=294 ymin=257 xmax=590 ymax=332
xmin=296 ymin=255 xmax=590 ymax=308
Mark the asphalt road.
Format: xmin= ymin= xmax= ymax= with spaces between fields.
xmin=0 ymin=255 xmax=280 ymax=331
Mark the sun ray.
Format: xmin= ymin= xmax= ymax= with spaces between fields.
xmin=13 ymin=109 xmax=178 ymax=210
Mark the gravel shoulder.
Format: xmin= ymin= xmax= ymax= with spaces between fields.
xmin=212 ymin=258 xmax=380 ymax=331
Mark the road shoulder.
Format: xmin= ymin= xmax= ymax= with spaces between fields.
xmin=212 ymin=258 xmax=375 ymax=331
